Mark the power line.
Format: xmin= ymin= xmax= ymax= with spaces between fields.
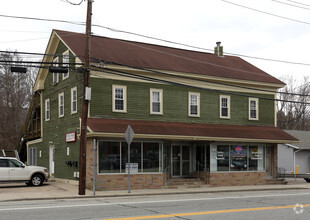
xmin=0 ymin=14 xmax=85 ymax=26
xmin=91 ymin=57 xmax=310 ymax=97
xmin=287 ymin=0 xmax=310 ymax=7
xmin=61 ymin=0 xmax=84 ymax=6
xmin=221 ymin=0 xmax=310 ymax=25
xmin=271 ymin=0 xmax=310 ymax=10
xmin=2 ymin=12 xmax=310 ymax=66
xmin=90 ymin=66 xmax=310 ymax=105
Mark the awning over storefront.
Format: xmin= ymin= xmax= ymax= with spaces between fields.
xmin=87 ymin=118 xmax=298 ymax=144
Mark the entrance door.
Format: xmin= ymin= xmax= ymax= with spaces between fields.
xmin=172 ymin=145 xmax=191 ymax=177
xmin=49 ymin=146 xmax=55 ymax=177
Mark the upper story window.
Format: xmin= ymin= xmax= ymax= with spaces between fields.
xmin=45 ymin=99 xmax=50 ymax=121
xmin=71 ymin=87 xmax=77 ymax=114
xmin=62 ymin=50 xmax=69 ymax=80
xmin=58 ymin=92 xmax=64 ymax=118
xmin=249 ymin=98 xmax=259 ymax=120
xmin=52 ymin=57 xmax=59 ymax=84
xmin=112 ymin=85 xmax=127 ymax=113
xmin=220 ymin=95 xmax=230 ymax=119
xmin=150 ymin=89 xmax=163 ymax=115
xmin=188 ymin=92 xmax=200 ymax=117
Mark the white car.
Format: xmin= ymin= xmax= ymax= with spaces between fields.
xmin=0 ymin=157 xmax=49 ymax=186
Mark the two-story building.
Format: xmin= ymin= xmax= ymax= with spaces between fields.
xmin=27 ymin=29 xmax=298 ymax=190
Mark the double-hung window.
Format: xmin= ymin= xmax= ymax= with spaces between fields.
xmin=249 ymin=98 xmax=259 ymax=120
xmin=150 ymin=89 xmax=163 ymax=115
xmin=112 ymin=85 xmax=127 ymax=113
xmin=52 ymin=57 xmax=59 ymax=84
xmin=71 ymin=87 xmax=77 ymax=114
xmin=45 ymin=99 xmax=50 ymax=121
xmin=188 ymin=92 xmax=200 ymax=117
xmin=62 ymin=50 xmax=69 ymax=80
xmin=58 ymin=92 xmax=64 ymax=118
xmin=220 ymin=95 xmax=230 ymax=119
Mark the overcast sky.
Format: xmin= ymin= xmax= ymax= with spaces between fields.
xmin=1 ymin=0 xmax=310 ymax=82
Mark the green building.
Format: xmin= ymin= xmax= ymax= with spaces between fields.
xmin=26 ymin=30 xmax=297 ymax=190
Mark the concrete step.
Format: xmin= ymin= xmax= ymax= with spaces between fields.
xmin=167 ymin=178 xmax=206 ymax=188
xmin=266 ymin=178 xmax=288 ymax=185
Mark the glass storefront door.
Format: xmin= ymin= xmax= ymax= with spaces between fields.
xmin=172 ymin=145 xmax=191 ymax=177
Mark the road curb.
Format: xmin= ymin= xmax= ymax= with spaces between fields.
xmin=2 ymin=186 xmax=309 ymax=202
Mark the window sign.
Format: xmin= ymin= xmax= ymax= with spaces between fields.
xmin=230 ymin=145 xmax=247 ymax=171
xmin=126 ymin=163 xmax=138 ymax=174
xmin=66 ymin=132 xmax=76 ymax=142
xmin=210 ymin=145 xmax=229 ymax=172
xmin=249 ymin=146 xmax=265 ymax=171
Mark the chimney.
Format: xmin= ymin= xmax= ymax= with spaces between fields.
xmin=214 ymin=41 xmax=223 ymax=57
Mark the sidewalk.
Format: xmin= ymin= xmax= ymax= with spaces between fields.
xmin=1 ymin=178 xmax=309 ymax=202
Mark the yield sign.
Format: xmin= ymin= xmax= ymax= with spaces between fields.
xmin=124 ymin=125 xmax=134 ymax=145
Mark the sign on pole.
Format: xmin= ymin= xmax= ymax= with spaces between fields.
xmin=125 ymin=125 xmax=134 ymax=145
xmin=124 ymin=125 xmax=134 ymax=193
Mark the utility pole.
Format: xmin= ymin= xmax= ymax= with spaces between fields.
xmin=79 ymin=0 xmax=92 ymax=195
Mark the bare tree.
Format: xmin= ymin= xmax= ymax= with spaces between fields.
xmin=0 ymin=52 xmax=36 ymax=151
xmin=277 ymin=76 xmax=310 ymax=130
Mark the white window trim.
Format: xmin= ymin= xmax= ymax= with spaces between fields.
xmin=150 ymin=88 xmax=163 ymax=115
xmin=52 ymin=57 xmax=59 ymax=84
xmin=58 ymin=92 xmax=64 ymax=118
xmin=249 ymin=98 xmax=259 ymax=120
xmin=45 ymin=99 xmax=50 ymax=121
xmin=220 ymin=95 xmax=230 ymax=119
xmin=112 ymin=85 xmax=127 ymax=113
xmin=62 ymin=50 xmax=69 ymax=80
xmin=188 ymin=92 xmax=200 ymax=117
xmin=71 ymin=87 xmax=77 ymax=114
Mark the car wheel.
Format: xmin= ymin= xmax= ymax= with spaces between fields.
xmin=304 ymin=178 xmax=310 ymax=183
xmin=31 ymin=174 xmax=44 ymax=186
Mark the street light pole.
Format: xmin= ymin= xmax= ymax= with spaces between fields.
xmin=79 ymin=0 xmax=92 ymax=196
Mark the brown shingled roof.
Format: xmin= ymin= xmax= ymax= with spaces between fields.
xmin=87 ymin=118 xmax=298 ymax=143
xmin=54 ymin=30 xmax=284 ymax=85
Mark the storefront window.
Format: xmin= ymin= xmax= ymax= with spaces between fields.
xmin=249 ymin=146 xmax=265 ymax=171
xmin=230 ymin=145 xmax=247 ymax=171
xmin=210 ymin=145 xmax=229 ymax=172
xmin=121 ymin=142 xmax=141 ymax=173
xmin=98 ymin=141 xmax=162 ymax=174
xmin=98 ymin=142 xmax=121 ymax=173
xmin=143 ymin=142 xmax=160 ymax=172
xmin=211 ymin=144 xmax=266 ymax=172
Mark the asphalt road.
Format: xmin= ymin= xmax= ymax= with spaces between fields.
xmin=0 ymin=189 xmax=309 ymax=220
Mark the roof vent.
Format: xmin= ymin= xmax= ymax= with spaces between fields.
xmin=214 ymin=41 xmax=223 ymax=57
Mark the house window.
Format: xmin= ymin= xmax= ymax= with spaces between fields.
xmin=112 ymin=85 xmax=127 ymax=113
xmin=249 ymin=98 xmax=259 ymax=120
xmin=58 ymin=92 xmax=64 ymax=117
xmin=71 ymin=87 xmax=77 ymax=114
xmin=150 ymin=89 xmax=163 ymax=114
xmin=98 ymin=141 xmax=162 ymax=174
xmin=52 ymin=57 xmax=59 ymax=84
xmin=45 ymin=99 xmax=50 ymax=121
xmin=188 ymin=92 xmax=200 ymax=117
xmin=62 ymin=50 xmax=69 ymax=80
xmin=29 ymin=147 xmax=37 ymax=166
xmin=220 ymin=95 xmax=230 ymax=119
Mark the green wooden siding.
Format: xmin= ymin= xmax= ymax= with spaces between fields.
xmin=30 ymin=41 xmax=83 ymax=180
xmin=90 ymin=78 xmax=275 ymax=126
